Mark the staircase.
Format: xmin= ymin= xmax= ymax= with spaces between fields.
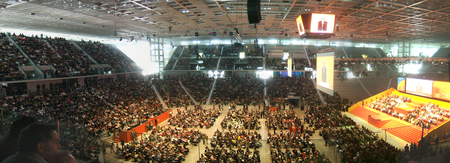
xmin=386 ymin=126 xmax=423 ymax=144
xmin=152 ymin=85 xmax=169 ymax=110
xmin=178 ymin=80 xmax=197 ymax=104
xmin=43 ymin=40 xmax=62 ymax=58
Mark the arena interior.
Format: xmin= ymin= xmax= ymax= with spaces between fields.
xmin=1 ymin=0 xmax=450 ymax=163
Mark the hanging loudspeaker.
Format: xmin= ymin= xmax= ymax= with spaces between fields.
xmin=247 ymin=0 xmax=261 ymax=24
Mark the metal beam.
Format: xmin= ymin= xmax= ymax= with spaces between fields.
xmin=352 ymin=0 xmax=429 ymax=26
xmin=380 ymin=0 xmax=450 ymax=16
xmin=322 ymin=0 xmax=338 ymax=12
xmin=340 ymin=0 xmax=380 ymax=20
xmin=214 ymin=0 xmax=233 ymax=25
xmin=354 ymin=4 xmax=450 ymax=32
xmin=279 ymin=0 xmax=298 ymax=25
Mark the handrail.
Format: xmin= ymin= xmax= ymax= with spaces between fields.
xmin=172 ymin=46 xmax=185 ymax=70
xmin=70 ymin=40 xmax=105 ymax=73
xmin=178 ymin=80 xmax=197 ymax=104
xmin=42 ymin=40 xmax=62 ymax=58
xmin=6 ymin=34 xmax=44 ymax=79
xmin=152 ymin=84 xmax=169 ymax=110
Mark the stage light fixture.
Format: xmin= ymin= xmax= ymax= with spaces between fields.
xmin=213 ymin=32 xmax=216 ymax=36
xmin=195 ymin=32 xmax=199 ymax=37
xmin=229 ymin=32 xmax=233 ymax=36
xmin=119 ymin=37 xmax=122 ymax=41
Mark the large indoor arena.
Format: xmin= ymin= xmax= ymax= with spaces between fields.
xmin=0 ymin=0 xmax=450 ymax=163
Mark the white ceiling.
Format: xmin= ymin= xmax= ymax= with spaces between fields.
xmin=0 ymin=0 xmax=449 ymax=43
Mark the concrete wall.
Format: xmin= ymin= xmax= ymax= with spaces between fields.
xmin=333 ymin=70 xmax=397 ymax=104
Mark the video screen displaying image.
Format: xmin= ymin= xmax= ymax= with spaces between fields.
xmin=406 ymin=78 xmax=433 ymax=97
xmin=432 ymin=81 xmax=450 ymax=102
xmin=316 ymin=52 xmax=334 ymax=95
xmin=296 ymin=15 xmax=305 ymax=36
xmin=397 ymin=77 xmax=406 ymax=92
xmin=310 ymin=13 xmax=336 ymax=33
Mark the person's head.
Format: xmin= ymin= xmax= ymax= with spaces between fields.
xmin=18 ymin=123 xmax=60 ymax=160
xmin=9 ymin=116 xmax=37 ymax=138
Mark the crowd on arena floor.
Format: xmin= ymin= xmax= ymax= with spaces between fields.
xmin=168 ymin=105 xmax=221 ymax=129
xmin=197 ymin=129 xmax=262 ymax=162
xmin=322 ymin=125 xmax=401 ymax=163
xmin=268 ymin=131 xmax=331 ymax=163
xmin=221 ymin=107 xmax=262 ymax=130
xmin=117 ymin=126 xmax=196 ymax=162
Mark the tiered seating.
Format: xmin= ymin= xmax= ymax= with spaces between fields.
xmin=49 ymin=38 xmax=96 ymax=77
xmin=78 ymin=41 xmax=137 ymax=73
xmin=0 ymin=33 xmax=28 ymax=81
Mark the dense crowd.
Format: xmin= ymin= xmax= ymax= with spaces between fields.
xmin=198 ymin=129 xmax=262 ymax=162
xmin=153 ymin=77 xmax=190 ymax=107
xmin=168 ymin=106 xmax=220 ymax=129
xmin=0 ymin=76 xmax=165 ymax=161
xmin=221 ymin=107 xmax=261 ymax=130
xmin=179 ymin=74 xmax=213 ymax=104
xmin=322 ymin=125 xmax=401 ymax=162
xmin=118 ymin=126 xmax=196 ymax=162
xmin=78 ymin=40 xmax=137 ymax=73
xmin=266 ymin=109 xmax=301 ymax=131
xmin=369 ymin=94 xmax=450 ymax=128
xmin=0 ymin=33 xmax=28 ymax=81
xmin=268 ymin=131 xmax=331 ymax=163
xmin=212 ymin=75 xmax=264 ymax=105
xmin=304 ymin=105 xmax=356 ymax=129
xmin=10 ymin=33 xmax=97 ymax=78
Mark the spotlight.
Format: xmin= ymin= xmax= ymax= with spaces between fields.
xmin=229 ymin=32 xmax=233 ymax=36
xmin=30 ymin=13 xmax=35 ymax=15
xmin=213 ymin=32 xmax=216 ymax=36
xmin=130 ymin=36 xmax=134 ymax=42
xmin=195 ymin=32 xmax=199 ymax=37
xmin=82 ymin=22 xmax=86 ymax=24
xmin=209 ymin=32 xmax=212 ymax=34
xmin=59 ymin=18 xmax=63 ymax=20
xmin=119 ymin=37 xmax=122 ymax=41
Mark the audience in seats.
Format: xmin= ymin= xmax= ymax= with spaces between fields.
xmin=212 ymin=75 xmax=264 ymax=105
xmin=118 ymin=126 xmax=193 ymax=162
xmin=368 ymin=94 xmax=448 ymax=128
xmin=268 ymin=131 xmax=330 ymax=163
xmin=221 ymin=107 xmax=261 ymax=130
xmin=0 ymin=35 xmax=28 ymax=81
xmin=179 ymin=74 xmax=214 ymax=104
xmin=322 ymin=125 xmax=401 ymax=163
xmin=78 ymin=40 xmax=137 ymax=73
xmin=0 ymin=76 xmax=164 ymax=162
xmin=153 ymin=77 xmax=191 ymax=107
xmin=168 ymin=105 xmax=220 ymax=129
xmin=197 ymin=129 xmax=261 ymax=162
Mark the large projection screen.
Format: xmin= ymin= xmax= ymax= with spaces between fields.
xmin=316 ymin=52 xmax=334 ymax=95
xmin=310 ymin=13 xmax=336 ymax=34
xmin=432 ymin=81 xmax=450 ymax=101
xmin=405 ymin=78 xmax=433 ymax=97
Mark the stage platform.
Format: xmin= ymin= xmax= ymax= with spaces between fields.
xmin=349 ymin=88 xmax=450 ymax=144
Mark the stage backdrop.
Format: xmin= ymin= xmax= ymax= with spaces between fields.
xmin=316 ymin=51 xmax=334 ymax=95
